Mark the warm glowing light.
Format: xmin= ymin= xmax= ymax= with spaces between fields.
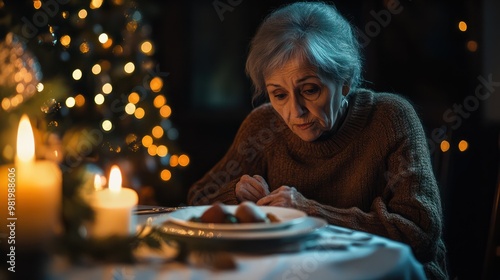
xmin=16 ymin=84 xmax=25 ymax=94
xmin=61 ymin=11 xmax=69 ymax=19
xmin=160 ymin=105 xmax=172 ymax=118
xmin=154 ymin=95 xmax=166 ymax=108
xmin=152 ymin=126 xmax=164 ymax=138
xmin=160 ymin=169 xmax=171 ymax=181
xmin=92 ymin=64 xmax=102 ymax=75
xmin=128 ymin=92 xmax=140 ymax=104
xmin=66 ymin=97 xmax=76 ymax=108
xmin=458 ymin=21 xmax=467 ymax=32
xmin=60 ymin=35 xmax=71 ymax=47
xmin=72 ymin=69 xmax=82 ymax=80
xmin=142 ymin=135 xmax=153 ymax=147
xmin=98 ymin=33 xmax=109 ymax=44
xmin=113 ymin=45 xmax=123 ymax=55
xmin=102 ymin=38 xmax=113 ymax=49
xmin=169 ymin=155 xmax=179 ymax=167
xmin=75 ymin=94 xmax=85 ymax=107
xmin=440 ymin=140 xmax=450 ymax=152
xmin=94 ymin=174 xmax=103 ymax=191
xmin=17 ymin=115 xmax=35 ymax=163
xmin=150 ymin=77 xmax=163 ymax=92
xmin=78 ymin=9 xmax=88 ymax=19
xmin=134 ymin=107 xmax=145 ymax=119
xmin=90 ymin=0 xmax=103 ymax=9
xmin=108 ymin=165 xmax=122 ymax=193
xmin=125 ymin=103 xmax=136 ymax=115
xmin=157 ymin=145 xmax=168 ymax=157
xmin=94 ymin=94 xmax=105 ymax=105
xmin=148 ymin=145 xmax=158 ymax=156
xmin=33 ymin=0 xmax=42 ymax=9
xmin=178 ymin=154 xmax=190 ymax=167
xmin=80 ymin=42 xmax=90 ymax=53
xmin=102 ymin=120 xmax=112 ymax=131
xmin=140 ymin=41 xmax=153 ymax=54
xmin=124 ymin=62 xmax=135 ymax=74
xmin=458 ymin=140 xmax=468 ymax=152
xmin=467 ymin=40 xmax=478 ymax=52
xmin=1 ymin=98 xmax=10 ymax=110
xmin=102 ymin=83 xmax=112 ymax=94
xmin=36 ymin=83 xmax=44 ymax=92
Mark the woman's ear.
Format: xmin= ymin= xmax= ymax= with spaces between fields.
xmin=342 ymin=85 xmax=350 ymax=96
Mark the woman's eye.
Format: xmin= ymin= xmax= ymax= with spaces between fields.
xmin=273 ymin=93 xmax=287 ymax=100
xmin=300 ymin=84 xmax=321 ymax=100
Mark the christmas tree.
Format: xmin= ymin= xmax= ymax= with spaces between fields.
xmin=0 ymin=0 xmax=188 ymax=206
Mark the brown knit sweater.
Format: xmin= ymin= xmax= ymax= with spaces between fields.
xmin=188 ymin=89 xmax=448 ymax=279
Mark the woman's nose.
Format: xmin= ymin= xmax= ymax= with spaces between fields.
xmin=289 ymin=94 xmax=307 ymax=118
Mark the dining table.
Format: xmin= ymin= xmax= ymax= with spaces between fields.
xmin=49 ymin=205 xmax=427 ymax=280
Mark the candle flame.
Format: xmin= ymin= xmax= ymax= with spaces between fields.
xmin=17 ymin=114 xmax=35 ymax=163
xmin=109 ymin=165 xmax=122 ymax=193
xmin=94 ymin=174 xmax=103 ymax=191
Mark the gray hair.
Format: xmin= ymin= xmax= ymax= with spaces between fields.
xmin=245 ymin=1 xmax=363 ymax=103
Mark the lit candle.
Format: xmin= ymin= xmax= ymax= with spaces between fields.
xmin=88 ymin=165 xmax=138 ymax=238
xmin=0 ymin=115 xmax=62 ymax=249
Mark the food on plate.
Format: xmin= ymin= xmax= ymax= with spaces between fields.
xmin=189 ymin=201 xmax=281 ymax=224
xmin=192 ymin=202 xmax=238 ymax=224
xmin=235 ymin=201 xmax=268 ymax=223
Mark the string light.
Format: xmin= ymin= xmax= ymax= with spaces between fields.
xmin=128 ymin=92 xmax=140 ymax=104
xmin=102 ymin=120 xmax=113 ymax=131
xmin=458 ymin=140 xmax=468 ymax=152
xmin=141 ymin=135 xmax=153 ymax=147
xmin=160 ymin=169 xmax=172 ymax=181
xmin=66 ymin=97 xmax=76 ymax=108
xmin=153 ymin=95 xmax=166 ymax=108
xmin=178 ymin=154 xmax=190 ymax=167
xmin=169 ymin=155 xmax=179 ymax=167
xmin=157 ymin=145 xmax=168 ymax=157
xmin=92 ymin=64 xmax=102 ymax=75
xmin=150 ymin=77 xmax=163 ymax=92
xmin=94 ymin=93 xmax=105 ymax=105
xmin=440 ymin=140 xmax=450 ymax=152
xmin=72 ymin=69 xmax=82 ymax=80
xmin=124 ymin=62 xmax=135 ymax=74
xmin=75 ymin=94 xmax=85 ymax=107
xmin=60 ymin=35 xmax=71 ymax=47
xmin=102 ymin=83 xmax=112 ymax=94
xmin=458 ymin=21 xmax=467 ymax=32
xmin=134 ymin=107 xmax=145 ymax=119
xmin=160 ymin=105 xmax=171 ymax=118
xmin=152 ymin=126 xmax=164 ymax=138
xmin=125 ymin=103 xmax=136 ymax=115
xmin=78 ymin=9 xmax=88 ymax=19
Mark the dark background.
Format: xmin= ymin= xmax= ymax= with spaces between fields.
xmin=138 ymin=1 xmax=500 ymax=279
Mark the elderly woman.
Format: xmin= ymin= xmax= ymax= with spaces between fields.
xmin=187 ymin=2 xmax=447 ymax=279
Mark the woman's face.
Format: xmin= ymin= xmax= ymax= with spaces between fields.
xmin=265 ymin=57 xmax=347 ymax=142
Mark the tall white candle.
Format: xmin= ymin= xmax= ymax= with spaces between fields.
xmin=88 ymin=165 xmax=138 ymax=238
xmin=0 ymin=115 xmax=62 ymax=249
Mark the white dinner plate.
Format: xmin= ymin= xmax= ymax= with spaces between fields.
xmin=166 ymin=205 xmax=307 ymax=231
xmin=159 ymin=216 xmax=327 ymax=241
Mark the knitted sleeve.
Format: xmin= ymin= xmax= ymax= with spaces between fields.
xmin=187 ymin=105 xmax=275 ymax=205
xmin=302 ymin=94 xmax=447 ymax=279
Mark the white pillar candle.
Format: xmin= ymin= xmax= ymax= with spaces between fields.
xmin=0 ymin=115 xmax=62 ymax=249
xmin=88 ymin=165 xmax=138 ymax=238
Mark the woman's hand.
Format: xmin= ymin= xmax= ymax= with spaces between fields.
xmin=256 ymin=185 xmax=307 ymax=208
xmin=235 ymin=174 xmax=270 ymax=202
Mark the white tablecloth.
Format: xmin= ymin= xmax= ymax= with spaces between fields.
xmin=50 ymin=213 xmax=426 ymax=280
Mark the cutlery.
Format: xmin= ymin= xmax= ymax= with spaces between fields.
xmin=134 ymin=207 xmax=186 ymax=215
